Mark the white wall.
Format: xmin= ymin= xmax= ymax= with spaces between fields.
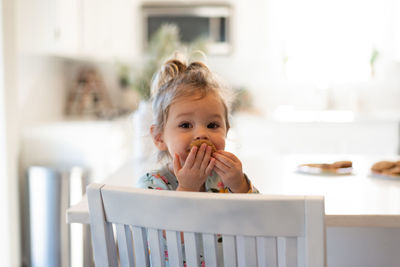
xmin=206 ymin=0 xmax=270 ymax=111
xmin=0 ymin=0 xmax=20 ymax=265
xmin=206 ymin=0 xmax=400 ymax=115
xmin=17 ymin=55 xmax=66 ymax=128
xmin=15 ymin=0 xmax=68 ymax=264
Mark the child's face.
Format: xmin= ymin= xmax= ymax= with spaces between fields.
xmin=160 ymin=92 xmax=227 ymax=165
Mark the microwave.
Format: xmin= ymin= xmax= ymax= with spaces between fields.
xmin=142 ymin=3 xmax=232 ymax=54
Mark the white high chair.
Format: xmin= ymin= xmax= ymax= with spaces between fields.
xmin=87 ymin=183 xmax=325 ymax=267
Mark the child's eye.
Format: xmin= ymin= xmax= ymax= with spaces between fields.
xmin=207 ymin=122 xmax=220 ymax=129
xmin=179 ymin=122 xmax=191 ymax=129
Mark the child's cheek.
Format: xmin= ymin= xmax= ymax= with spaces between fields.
xmin=215 ymin=139 xmax=225 ymax=151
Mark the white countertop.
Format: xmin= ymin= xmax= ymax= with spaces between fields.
xmin=67 ymin=154 xmax=400 ymax=227
xmin=245 ymin=154 xmax=400 ymax=227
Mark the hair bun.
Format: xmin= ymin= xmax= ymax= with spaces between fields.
xmin=160 ymin=59 xmax=187 ymax=85
xmin=187 ymin=61 xmax=209 ymax=72
xmin=163 ymin=59 xmax=187 ymax=78
xmin=151 ymin=59 xmax=187 ymax=96
xmin=151 ymin=52 xmax=211 ymax=98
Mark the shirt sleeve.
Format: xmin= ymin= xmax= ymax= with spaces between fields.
xmin=246 ymin=178 xmax=259 ymax=193
xmin=136 ymin=172 xmax=170 ymax=190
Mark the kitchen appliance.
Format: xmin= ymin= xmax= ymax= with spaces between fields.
xmin=142 ymin=2 xmax=232 ymax=54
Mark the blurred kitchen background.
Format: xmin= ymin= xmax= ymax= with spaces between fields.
xmin=1 ymin=0 xmax=400 ymax=266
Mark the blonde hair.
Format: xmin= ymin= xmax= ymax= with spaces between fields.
xmin=151 ymin=53 xmax=233 ymax=161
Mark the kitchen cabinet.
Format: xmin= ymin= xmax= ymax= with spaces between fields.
xmin=20 ymin=118 xmax=134 ymax=182
xmin=19 ymin=0 xmax=137 ymax=60
xmin=54 ymin=0 xmax=81 ymax=56
xmin=80 ymin=0 xmax=138 ymax=61
xmin=19 ymin=117 xmax=134 ymax=266
xmin=81 ymin=0 xmax=112 ymax=58
xmin=19 ymin=0 xmax=81 ymax=56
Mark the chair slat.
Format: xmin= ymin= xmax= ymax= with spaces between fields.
xmin=116 ymin=224 xmax=135 ymax=267
xmin=277 ymin=237 xmax=284 ymax=267
xmin=132 ymin=226 xmax=150 ymax=267
xmin=304 ymin=196 xmax=326 ymax=267
xmin=202 ymin=233 xmax=218 ymax=266
xmin=166 ymin=230 xmax=184 ymax=267
xmin=236 ymin=235 xmax=257 ymax=267
xmin=297 ymin=237 xmax=305 ymax=267
xmin=87 ymin=184 xmax=118 ymax=267
xmin=277 ymin=237 xmax=297 ymax=267
xmin=222 ymin=235 xmax=237 ymax=266
xmin=148 ymin=228 xmax=165 ymax=267
xmin=285 ymin=237 xmax=297 ymax=267
xmin=256 ymin=236 xmax=277 ymax=267
xmin=183 ymin=232 xmax=201 ymax=267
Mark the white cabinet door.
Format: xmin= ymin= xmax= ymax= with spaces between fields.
xmin=19 ymin=0 xmax=137 ymax=60
xmin=19 ymin=0 xmax=80 ymax=56
xmin=81 ymin=0 xmax=137 ymax=60
xmin=55 ymin=0 xmax=81 ymax=55
xmin=81 ymin=0 xmax=111 ymax=58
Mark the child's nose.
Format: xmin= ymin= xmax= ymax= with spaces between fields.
xmin=194 ymin=128 xmax=209 ymax=140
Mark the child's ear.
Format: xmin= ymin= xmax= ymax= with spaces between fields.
xmin=150 ymin=125 xmax=168 ymax=151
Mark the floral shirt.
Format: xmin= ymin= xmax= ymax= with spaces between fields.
xmin=136 ymin=164 xmax=259 ymax=193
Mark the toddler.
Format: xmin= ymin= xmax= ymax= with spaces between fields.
xmin=136 ymin=54 xmax=258 ymax=194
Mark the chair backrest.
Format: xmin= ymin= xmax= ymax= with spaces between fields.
xmin=87 ymin=183 xmax=325 ymax=267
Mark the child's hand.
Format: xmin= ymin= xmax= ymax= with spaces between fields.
xmin=213 ymin=151 xmax=250 ymax=193
xmin=174 ymin=144 xmax=216 ymax=192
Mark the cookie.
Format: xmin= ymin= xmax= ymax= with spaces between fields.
xmin=304 ymin=161 xmax=352 ymax=169
xmin=331 ymin=161 xmax=352 ymax=168
xmin=371 ymin=161 xmax=396 ymax=173
xmin=304 ymin=163 xmax=331 ymax=169
xmin=190 ymin=139 xmax=216 ymax=153
xmin=382 ymin=166 xmax=400 ymax=176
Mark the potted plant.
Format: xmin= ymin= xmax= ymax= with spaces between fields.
xmin=119 ymin=24 xmax=207 ymax=105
